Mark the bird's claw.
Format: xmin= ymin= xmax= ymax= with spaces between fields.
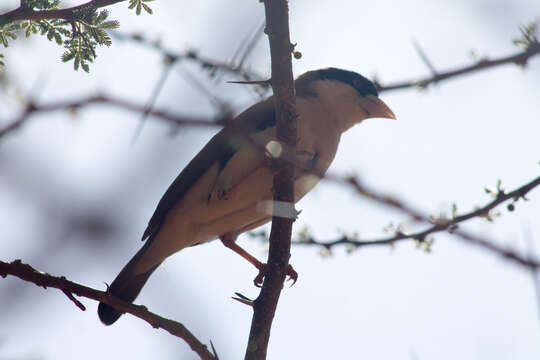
xmin=286 ymin=265 xmax=298 ymax=287
xmin=253 ymin=263 xmax=298 ymax=288
xmin=253 ymin=270 xmax=265 ymax=288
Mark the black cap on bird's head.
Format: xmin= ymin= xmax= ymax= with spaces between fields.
xmin=295 ymin=67 xmax=396 ymax=122
xmin=316 ymin=67 xmax=379 ymax=97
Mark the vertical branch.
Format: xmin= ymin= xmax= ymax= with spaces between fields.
xmin=244 ymin=1 xmax=297 ymax=359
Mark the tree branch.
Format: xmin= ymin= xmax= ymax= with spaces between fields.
xmin=0 ymin=259 xmax=217 ymax=360
xmin=3 ymin=28 xmax=538 ymax=139
xmin=292 ymin=174 xmax=540 ymax=269
xmin=112 ymin=31 xmax=268 ymax=85
xmin=115 ymin=25 xmax=540 ymax=95
xmin=244 ymin=1 xmax=296 ymax=359
xmin=0 ymin=94 xmax=227 ymax=139
xmin=377 ymin=41 xmax=540 ymax=93
xmin=0 ymin=0 xmax=125 ymax=23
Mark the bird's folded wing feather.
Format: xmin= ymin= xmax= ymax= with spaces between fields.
xmin=141 ymin=98 xmax=277 ymax=241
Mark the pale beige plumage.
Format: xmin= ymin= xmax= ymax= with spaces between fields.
xmin=98 ymin=68 xmax=396 ymax=325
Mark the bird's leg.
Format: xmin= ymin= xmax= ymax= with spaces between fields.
xmin=220 ymin=234 xmax=298 ymax=287
xmin=220 ymin=235 xmax=263 ymax=270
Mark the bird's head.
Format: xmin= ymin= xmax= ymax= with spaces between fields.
xmin=295 ymin=67 xmax=396 ymax=131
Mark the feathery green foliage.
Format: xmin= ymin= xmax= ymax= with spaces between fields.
xmin=0 ymin=22 xmax=19 ymax=47
xmin=128 ymin=0 xmax=154 ymax=15
xmin=23 ymin=0 xmax=62 ymax=9
xmin=0 ymin=0 xmax=154 ymax=72
xmin=61 ymin=9 xmax=119 ymax=72
xmin=513 ymin=20 xmax=539 ymax=50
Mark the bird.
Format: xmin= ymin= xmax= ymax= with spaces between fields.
xmin=97 ymin=67 xmax=396 ymax=325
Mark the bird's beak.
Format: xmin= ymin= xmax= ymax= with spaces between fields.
xmin=359 ymin=95 xmax=396 ymax=120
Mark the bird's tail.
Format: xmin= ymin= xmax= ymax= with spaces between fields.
xmin=97 ymin=240 xmax=161 ymax=325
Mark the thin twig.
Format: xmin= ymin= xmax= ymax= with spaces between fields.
xmin=0 ymin=94 xmax=227 ymax=139
xmin=453 ymin=229 xmax=540 ymax=269
xmin=62 ymin=288 xmax=86 ymax=310
xmin=237 ymin=20 xmax=266 ymax=70
xmin=131 ymin=59 xmax=176 ymax=143
xmin=0 ymin=259 xmax=217 ymax=360
xmin=178 ymin=67 xmax=231 ymax=113
xmin=377 ymin=42 xmax=540 ymax=92
xmin=3 ymin=34 xmax=538 ymax=139
xmin=112 ymin=32 xmax=267 ymax=82
xmin=411 ymin=38 xmax=439 ymax=76
xmin=291 ymin=175 xmax=540 ymax=269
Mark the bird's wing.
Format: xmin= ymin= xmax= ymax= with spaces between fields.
xmin=141 ymin=98 xmax=276 ymax=241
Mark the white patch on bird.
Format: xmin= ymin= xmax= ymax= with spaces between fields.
xmin=256 ymin=200 xmax=298 ymax=219
xmin=296 ymin=174 xmax=321 ymax=194
xmin=265 ymin=140 xmax=283 ymax=158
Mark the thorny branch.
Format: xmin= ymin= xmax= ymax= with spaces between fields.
xmin=0 ymin=4 xmax=538 ymax=359
xmin=2 ymin=93 xmax=539 ymax=275
xmin=0 ymin=259 xmax=217 ymax=360
xmin=116 ymin=29 xmax=540 ymax=95
xmin=291 ymin=175 xmax=540 ymax=269
xmin=2 ymin=96 xmax=538 ymax=273
xmin=2 ymin=22 xmax=539 ymax=138
xmin=376 ymin=40 xmax=540 ymax=93
xmin=244 ymin=0 xmax=297 ymax=359
xmin=0 ymin=94 xmax=227 ymax=139
xmin=112 ymin=32 xmax=268 ymax=85
xmin=2 ymin=33 xmax=538 ymax=139
xmin=115 ymin=24 xmax=268 ymax=141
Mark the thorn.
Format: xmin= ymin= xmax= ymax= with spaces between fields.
xmin=178 ymin=67 xmax=230 ymax=112
xmin=210 ymin=340 xmax=220 ymax=359
xmin=61 ymin=289 xmax=86 ymax=311
xmin=233 ymin=292 xmax=253 ymax=301
xmin=232 ymin=296 xmax=254 ymax=307
xmin=411 ymin=38 xmax=438 ymax=77
xmin=227 ymin=79 xmax=271 ymax=86
xmin=236 ymin=19 xmax=266 ymax=69
xmin=130 ymin=63 xmax=175 ymax=144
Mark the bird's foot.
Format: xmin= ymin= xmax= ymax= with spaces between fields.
xmin=253 ymin=263 xmax=298 ymax=288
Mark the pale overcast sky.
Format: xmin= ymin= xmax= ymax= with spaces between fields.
xmin=1 ymin=1 xmax=540 ymax=359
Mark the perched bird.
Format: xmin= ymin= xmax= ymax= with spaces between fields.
xmin=98 ymin=67 xmax=396 ymax=325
